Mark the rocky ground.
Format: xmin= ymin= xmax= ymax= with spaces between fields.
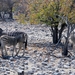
xmin=0 ymin=21 xmax=75 ymax=75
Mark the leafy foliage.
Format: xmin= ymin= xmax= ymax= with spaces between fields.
xmin=29 ymin=0 xmax=75 ymax=25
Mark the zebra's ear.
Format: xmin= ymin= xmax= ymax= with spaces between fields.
xmin=0 ymin=28 xmax=3 ymax=33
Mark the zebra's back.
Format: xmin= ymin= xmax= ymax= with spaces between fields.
xmin=0 ymin=35 xmax=17 ymax=46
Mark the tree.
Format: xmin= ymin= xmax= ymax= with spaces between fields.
xmin=0 ymin=0 xmax=19 ymax=20
xmin=29 ymin=0 xmax=75 ymax=44
xmin=29 ymin=0 xmax=65 ymax=44
xmin=0 ymin=0 xmax=9 ymax=19
xmin=61 ymin=16 xmax=75 ymax=56
xmin=5 ymin=0 xmax=19 ymax=19
xmin=28 ymin=0 xmax=75 ymax=56
xmin=13 ymin=0 xmax=31 ymax=23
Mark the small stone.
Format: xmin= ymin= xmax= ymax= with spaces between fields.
xmin=50 ymin=58 xmax=55 ymax=62
xmin=7 ymin=71 xmax=10 ymax=74
xmin=4 ymin=74 xmax=7 ymax=75
xmin=34 ymin=50 xmax=37 ymax=53
xmin=69 ymin=70 xmax=72 ymax=74
xmin=6 ymin=68 xmax=10 ymax=71
xmin=25 ymin=62 xmax=28 ymax=65
xmin=25 ymin=66 xmax=28 ymax=70
xmin=47 ymin=65 xmax=52 ymax=68
xmin=46 ymin=34 xmax=49 ymax=36
xmin=19 ymin=66 xmax=24 ymax=70
xmin=44 ymin=58 xmax=49 ymax=62
xmin=2 ymin=63 xmax=5 ymax=67
xmin=37 ymin=73 xmax=45 ymax=75
xmin=53 ymin=72 xmax=61 ymax=75
xmin=42 ymin=62 xmax=48 ymax=66
xmin=55 ymin=69 xmax=59 ymax=72
xmin=63 ymin=63 xmax=70 ymax=69
xmin=28 ymin=71 xmax=34 ymax=74
xmin=25 ymin=56 xmax=30 ymax=60
xmin=60 ymin=70 xmax=65 ymax=74
xmin=9 ymin=57 xmax=14 ymax=61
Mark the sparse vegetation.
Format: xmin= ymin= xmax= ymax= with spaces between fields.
xmin=0 ymin=0 xmax=75 ymax=56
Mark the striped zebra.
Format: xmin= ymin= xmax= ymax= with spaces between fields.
xmin=0 ymin=30 xmax=28 ymax=57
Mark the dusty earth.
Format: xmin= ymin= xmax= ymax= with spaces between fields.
xmin=0 ymin=21 xmax=75 ymax=75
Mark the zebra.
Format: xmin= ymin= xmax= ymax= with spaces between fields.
xmin=0 ymin=31 xmax=28 ymax=57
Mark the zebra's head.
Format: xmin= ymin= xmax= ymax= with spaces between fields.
xmin=0 ymin=28 xmax=3 ymax=36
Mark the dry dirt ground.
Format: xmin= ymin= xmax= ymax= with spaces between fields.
xmin=0 ymin=21 xmax=75 ymax=75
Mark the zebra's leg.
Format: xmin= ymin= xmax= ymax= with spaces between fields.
xmin=25 ymin=34 xmax=28 ymax=49
xmin=1 ymin=47 xmax=4 ymax=57
xmin=0 ymin=41 xmax=4 ymax=57
xmin=22 ymin=35 xmax=28 ymax=56
xmin=15 ymin=43 xmax=21 ymax=56
xmin=12 ymin=45 xmax=16 ymax=57
xmin=1 ymin=42 xmax=8 ymax=56
xmin=22 ymin=43 xmax=25 ymax=56
xmin=4 ymin=46 xmax=8 ymax=56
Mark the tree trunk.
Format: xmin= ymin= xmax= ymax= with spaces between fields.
xmin=62 ymin=24 xmax=69 ymax=56
xmin=9 ymin=7 xmax=13 ymax=19
xmin=52 ymin=25 xmax=58 ymax=44
xmin=59 ymin=23 xmax=67 ymax=43
xmin=62 ymin=40 xmax=68 ymax=56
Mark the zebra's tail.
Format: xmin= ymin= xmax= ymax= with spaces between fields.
xmin=24 ymin=33 xmax=28 ymax=49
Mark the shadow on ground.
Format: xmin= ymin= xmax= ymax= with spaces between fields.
xmin=28 ymin=42 xmax=51 ymax=48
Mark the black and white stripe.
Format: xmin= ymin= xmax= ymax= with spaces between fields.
xmin=0 ymin=28 xmax=28 ymax=57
